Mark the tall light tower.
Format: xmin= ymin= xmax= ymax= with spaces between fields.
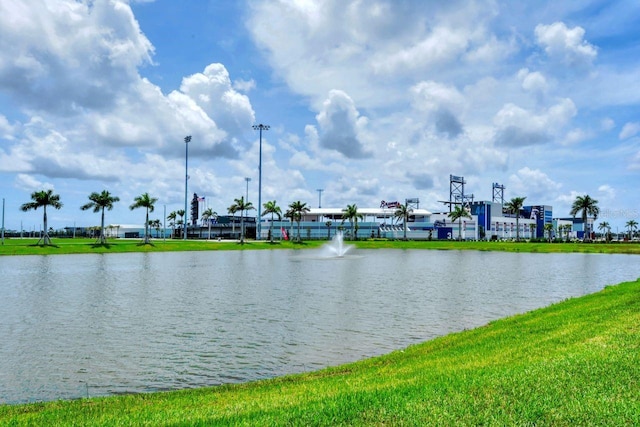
xmin=316 ymin=189 xmax=324 ymax=208
xmin=245 ymin=177 xmax=251 ymax=237
xmin=1 ymin=198 xmax=5 ymax=246
xmin=183 ymin=135 xmax=191 ymax=240
xmin=245 ymin=177 xmax=251 ymax=202
xmin=252 ymin=124 xmax=269 ymax=240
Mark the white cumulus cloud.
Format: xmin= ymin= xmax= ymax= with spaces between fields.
xmin=0 ymin=0 xmax=154 ymax=114
xmin=509 ymin=167 xmax=562 ymax=200
xmin=534 ymin=22 xmax=597 ymax=71
xmin=411 ymin=81 xmax=465 ymax=138
xmin=493 ymin=98 xmax=576 ymax=147
xmin=315 ymin=90 xmax=371 ymax=159
xmin=179 ymin=64 xmax=255 ymax=140
xmin=517 ymin=68 xmax=548 ymax=94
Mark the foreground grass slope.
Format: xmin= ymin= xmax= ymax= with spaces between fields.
xmin=2 ymin=278 xmax=639 ymax=425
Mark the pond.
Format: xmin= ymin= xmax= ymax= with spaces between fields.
xmin=1 ymin=248 xmax=639 ymax=404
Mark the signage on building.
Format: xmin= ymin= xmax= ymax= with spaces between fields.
xmin=380 ymin=200 xmax=401 ymax=209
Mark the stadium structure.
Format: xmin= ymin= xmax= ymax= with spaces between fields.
xmin=256 ymin=175 xmax=592 ymax=241
xmin=48 ymin=174 xmax=594 ymax=241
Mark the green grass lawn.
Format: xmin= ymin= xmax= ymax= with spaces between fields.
xmin=1 ymin=278 xmax=639 ymax=425
xmin=0 ymin=237 xmax=299 ymax=255
xmin=1 ymin=237 xmax=640 ymax=256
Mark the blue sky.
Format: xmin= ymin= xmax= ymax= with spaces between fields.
xmin=0 ymin=0 xmax=639 ymax=232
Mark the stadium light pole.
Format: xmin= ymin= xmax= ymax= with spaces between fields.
xmin=245 ymin=177 xmax=251 ymax=202
xmin=316 ymin=189 xmax=324 ymax=208
xmin=183 ymin=135 xmax=191 ymax=240
xmin=1 ymin=197 xmax=5 ymax=245
xmin=245 ymin=177 xmax=251 ymax=238
xmin=252 ymin=124 xmax=269 ymax=240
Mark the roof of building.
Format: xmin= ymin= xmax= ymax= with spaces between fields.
xmin=302 ymin=207 xmax=432 ymax=218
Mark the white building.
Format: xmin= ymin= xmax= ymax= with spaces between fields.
xmin=259 ymin=201 xmax=550 ymax=241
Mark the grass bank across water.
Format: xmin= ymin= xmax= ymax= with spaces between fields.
xmin=2 ymin=278 xmax=639 ymax=425
xmin=1 ymin=237 xmax=640 ymax=255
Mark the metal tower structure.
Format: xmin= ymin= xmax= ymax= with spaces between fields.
xmin=448 ymin=174 xmax=474 ymax=211
xmin=190 ymin=193 xmax=199 ymax=226
xmin=492 ymin=182 xmax=506 ymax=205
xmin=405 ymin=198 xmax=420 ymax=210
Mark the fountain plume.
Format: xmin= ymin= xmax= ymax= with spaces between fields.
xmin=321 ymin=231 xmax=353 ymax=257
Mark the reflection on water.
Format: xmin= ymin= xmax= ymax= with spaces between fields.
xmin=1 ymin=249 xmax=639 ymax=404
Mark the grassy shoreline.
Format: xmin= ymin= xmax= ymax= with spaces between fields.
xmin=2 ymin=237 xmax=640 ymax=255
xmin=2 ymin=277 xmax=639 ymax=424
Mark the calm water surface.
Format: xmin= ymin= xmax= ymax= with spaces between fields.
xmin=1 ymin=249 xmax=639 ymax=404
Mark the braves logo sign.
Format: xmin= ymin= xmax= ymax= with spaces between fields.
xmin=380 ymin=200 xmax=401 ymax=209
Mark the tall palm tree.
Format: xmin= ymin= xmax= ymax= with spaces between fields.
xmin=570 ymin=195 xmax=599 ymax=242
xmin=283 ymin=208 xmax=296 ymax=241
xmin=504 ymin=196 xmax=527 ymax=242
xmin=261 ymin=200 xmax=282 ymax=243
xmin=626 ymin=219 xmax=638 ymax=240
xmin=129 ymin=193 xmax=157 ymax=244
xmin=325 ymin=220 xmax=332 ymax=240
xmin=564 ymin=224 xmax=572 ymax=242
xmin=544 ymin=223 xmax=554 ymax=243
xmin=227 ymin=204 xmax=238 ymax=237
xmin=20 ymin=189 xmax=63 ymax=245
xmin=231 ymin=197 xmax=254 ymax=244
xmin=448 ymin=205 xmax=471 ymax=240
xmin=598 ymin=221 xmax=611 ymax=242
xmin=167 ymin=211 xmax=177 ymax=238
xmin=80 ymin=190 xmax=120 ymax=244
xmin=529 ymin=223 xmax=536 ymax=240
xmin=201 ymin=208 xmax=218 ymax=240
xmin=176 ymin=218 xmax=184 ymax=238
xmin=341 ymin=204 xmax=363 ymax=241
xmin=288 ymin=201 xmax=310 ymax=242
xmin=394 ymin=203 xmax=413 ymax=240
xmin=176 ymin=209 xmax=185 ymax=238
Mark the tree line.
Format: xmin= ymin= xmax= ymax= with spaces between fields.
xmin=20 ymin=189 xmax=626 ymax=246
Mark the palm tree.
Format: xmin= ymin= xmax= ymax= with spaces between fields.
xmin=148 ymin=219 xmax=162 ymax=238
xmin=129 ymin=193 xmax=157 ymax=244
xmin=626 ymin=220 xmax=638 ymax=240
xmin=288 ymin=201 xmax=310 ymax=242
xmin=448 ymin=205 xmax=471 ymax=240
xmin=283 ymin=208 xmax=296 ymax=241
xmin=20 ymin=189 xmax=63 ymax=245
xmin=598 ymin=221 xmax=611 ymax=242
xmin=544 ymin=223 xmax=554 ymax=242
xmin=176 ymin=209 xmax=185 ymax=238
xmin=167 ymin=211 xmax=177 ymax=238
xmin=529 ymin=223 xmax=536 ymax=240
xmin=261 ymin=200 xmax=282 ymax=243
xmin=570 ymin=195 xmax=599 ymax=242
xmin=394 ymin=203 xmax=413 ymax=240
xmin=176 ymin=218 xmax=184 ymax=238
xmin=325 ymin=220 xmax=332 ymax=240
xmin=230 ymin=197 xmax=254 ymax=244
xmin=201 ymin=208 xmax=218 ymax=240
xmin=227 ymin=203 xmax=238 ymax=237
xmin=564 ymin=224 xmax=572 ymax=242
xmin=341 ymin=204 xmax=363 ymax=241
xmin=504 ymin=196 xmax=526 ymax=242
xmin=80 ymin=190 xmax=120 ymax=244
